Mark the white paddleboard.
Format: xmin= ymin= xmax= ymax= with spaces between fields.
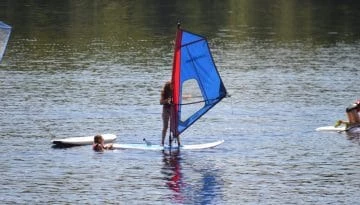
xmin=52 ymin=134 xmax=117 ymax=146
xmin=112 ymin=140 xmax=224 ymax=151
xmin=316 ymin=126 xmax=346 ymax=132
xmin=316 ymin=125 xmax=360 ymax=135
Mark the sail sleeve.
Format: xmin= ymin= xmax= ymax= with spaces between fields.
xmin=171 ymin=28 xmax=227 ymax=136
xmin=170 ymin=28 xmax=182 ymax=137
xmin=0 ymin=21 xmax=11 ymax=62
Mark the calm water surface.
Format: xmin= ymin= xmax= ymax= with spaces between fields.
xmin=1 ymin=0 xmax=360 ymax=204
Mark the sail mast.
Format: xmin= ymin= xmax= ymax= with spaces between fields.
xmin=170 ymin=22 xmax=182 ymax=140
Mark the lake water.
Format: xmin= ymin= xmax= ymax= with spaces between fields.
xmin=1 ymin=0 xmax=360 ymax=204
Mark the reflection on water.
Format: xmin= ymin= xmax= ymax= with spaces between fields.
xmin=161 ymin=151 xmax=222 ymax=204
xmin=162 ymin=151 xmax=184 ymax=203
xmin=2 ymin=0 xmax=360 ymax=66
xmin=198 ymin=171 xmax=219 ymax=205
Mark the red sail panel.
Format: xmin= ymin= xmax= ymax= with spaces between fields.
xmin=170 ymin=28 xmax=182 ymax=137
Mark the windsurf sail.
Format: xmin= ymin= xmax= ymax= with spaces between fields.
xmin=0 ymin=21 xmax=11 ymax=62
xmin=170 ymin=24 xmax=227 ymax=139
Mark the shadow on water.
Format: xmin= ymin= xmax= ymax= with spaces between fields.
xmin=161 ymin=151 xmax=222 ymax=204
xmin=346 ymin=128 xmax=360 ymax=145
xmin=51 ymin=143 xmax=82 ymax=149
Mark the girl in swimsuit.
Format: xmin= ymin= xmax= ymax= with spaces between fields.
xmin=336 ymin=100 xmax=360 ymax=129
xmin=160 ymin=81 xmax=173 ymax=146
xmin=93 ymin=135 xmax=113 ymax=152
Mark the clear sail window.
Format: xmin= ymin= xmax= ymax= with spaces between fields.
xmin=180 ymin=79 xmax=204 ymax=121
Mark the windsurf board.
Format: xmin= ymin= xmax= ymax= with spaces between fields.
xmin=112 ymin=140 xmax=224 ymax=151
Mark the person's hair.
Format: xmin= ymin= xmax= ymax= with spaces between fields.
xmin=94 ymin=135 xmax=103 ymax=144
xmin=162 ymin=81 xmax=172 ymax=97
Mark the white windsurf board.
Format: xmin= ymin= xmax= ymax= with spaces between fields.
xmin=52 ymin=134 xmax=117 ymax=146
xmin=112 ymin=140 xmax=224 ymax=151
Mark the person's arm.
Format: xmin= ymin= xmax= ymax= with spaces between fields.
xmin=160 ymin=92 xmax=170 ymax=105
xmin=160 ymin=98 xmax=170 ymax=105
xmin=104 ymin=144 xmax=113 ymax=150
xmin=335 ymin=120 xmax=349 ymax=128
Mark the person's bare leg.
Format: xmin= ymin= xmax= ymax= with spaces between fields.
xmin=162 ymin=109 xmax=170 ymax=146
xmin=177 ymin=136 xmax=181 ymax=146
xmin=161 ymin=128 xmax=167 ymax=146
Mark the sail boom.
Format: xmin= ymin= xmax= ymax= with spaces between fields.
xmin=177 ymin=95 xmax=225 ymax=134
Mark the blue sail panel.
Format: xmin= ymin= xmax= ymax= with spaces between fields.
xmin=176 ymin=30 xmax=227 ymax=135
xmin=0 ymin=21 xmax=11 ymax=62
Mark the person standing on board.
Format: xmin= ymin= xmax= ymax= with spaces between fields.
xmin=335 ymin=100 xmax=360 ymax=129
xmin=160 ymin=81 xmax=173 ymax=146
xmin=93 ymin=135 xmax=113 ymax=152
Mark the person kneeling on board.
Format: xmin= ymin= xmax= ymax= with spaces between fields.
xmin=335 ymin=100 xmax=360 ymax=129
xmin=93 ymin=135 xmax=113 ymax=152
